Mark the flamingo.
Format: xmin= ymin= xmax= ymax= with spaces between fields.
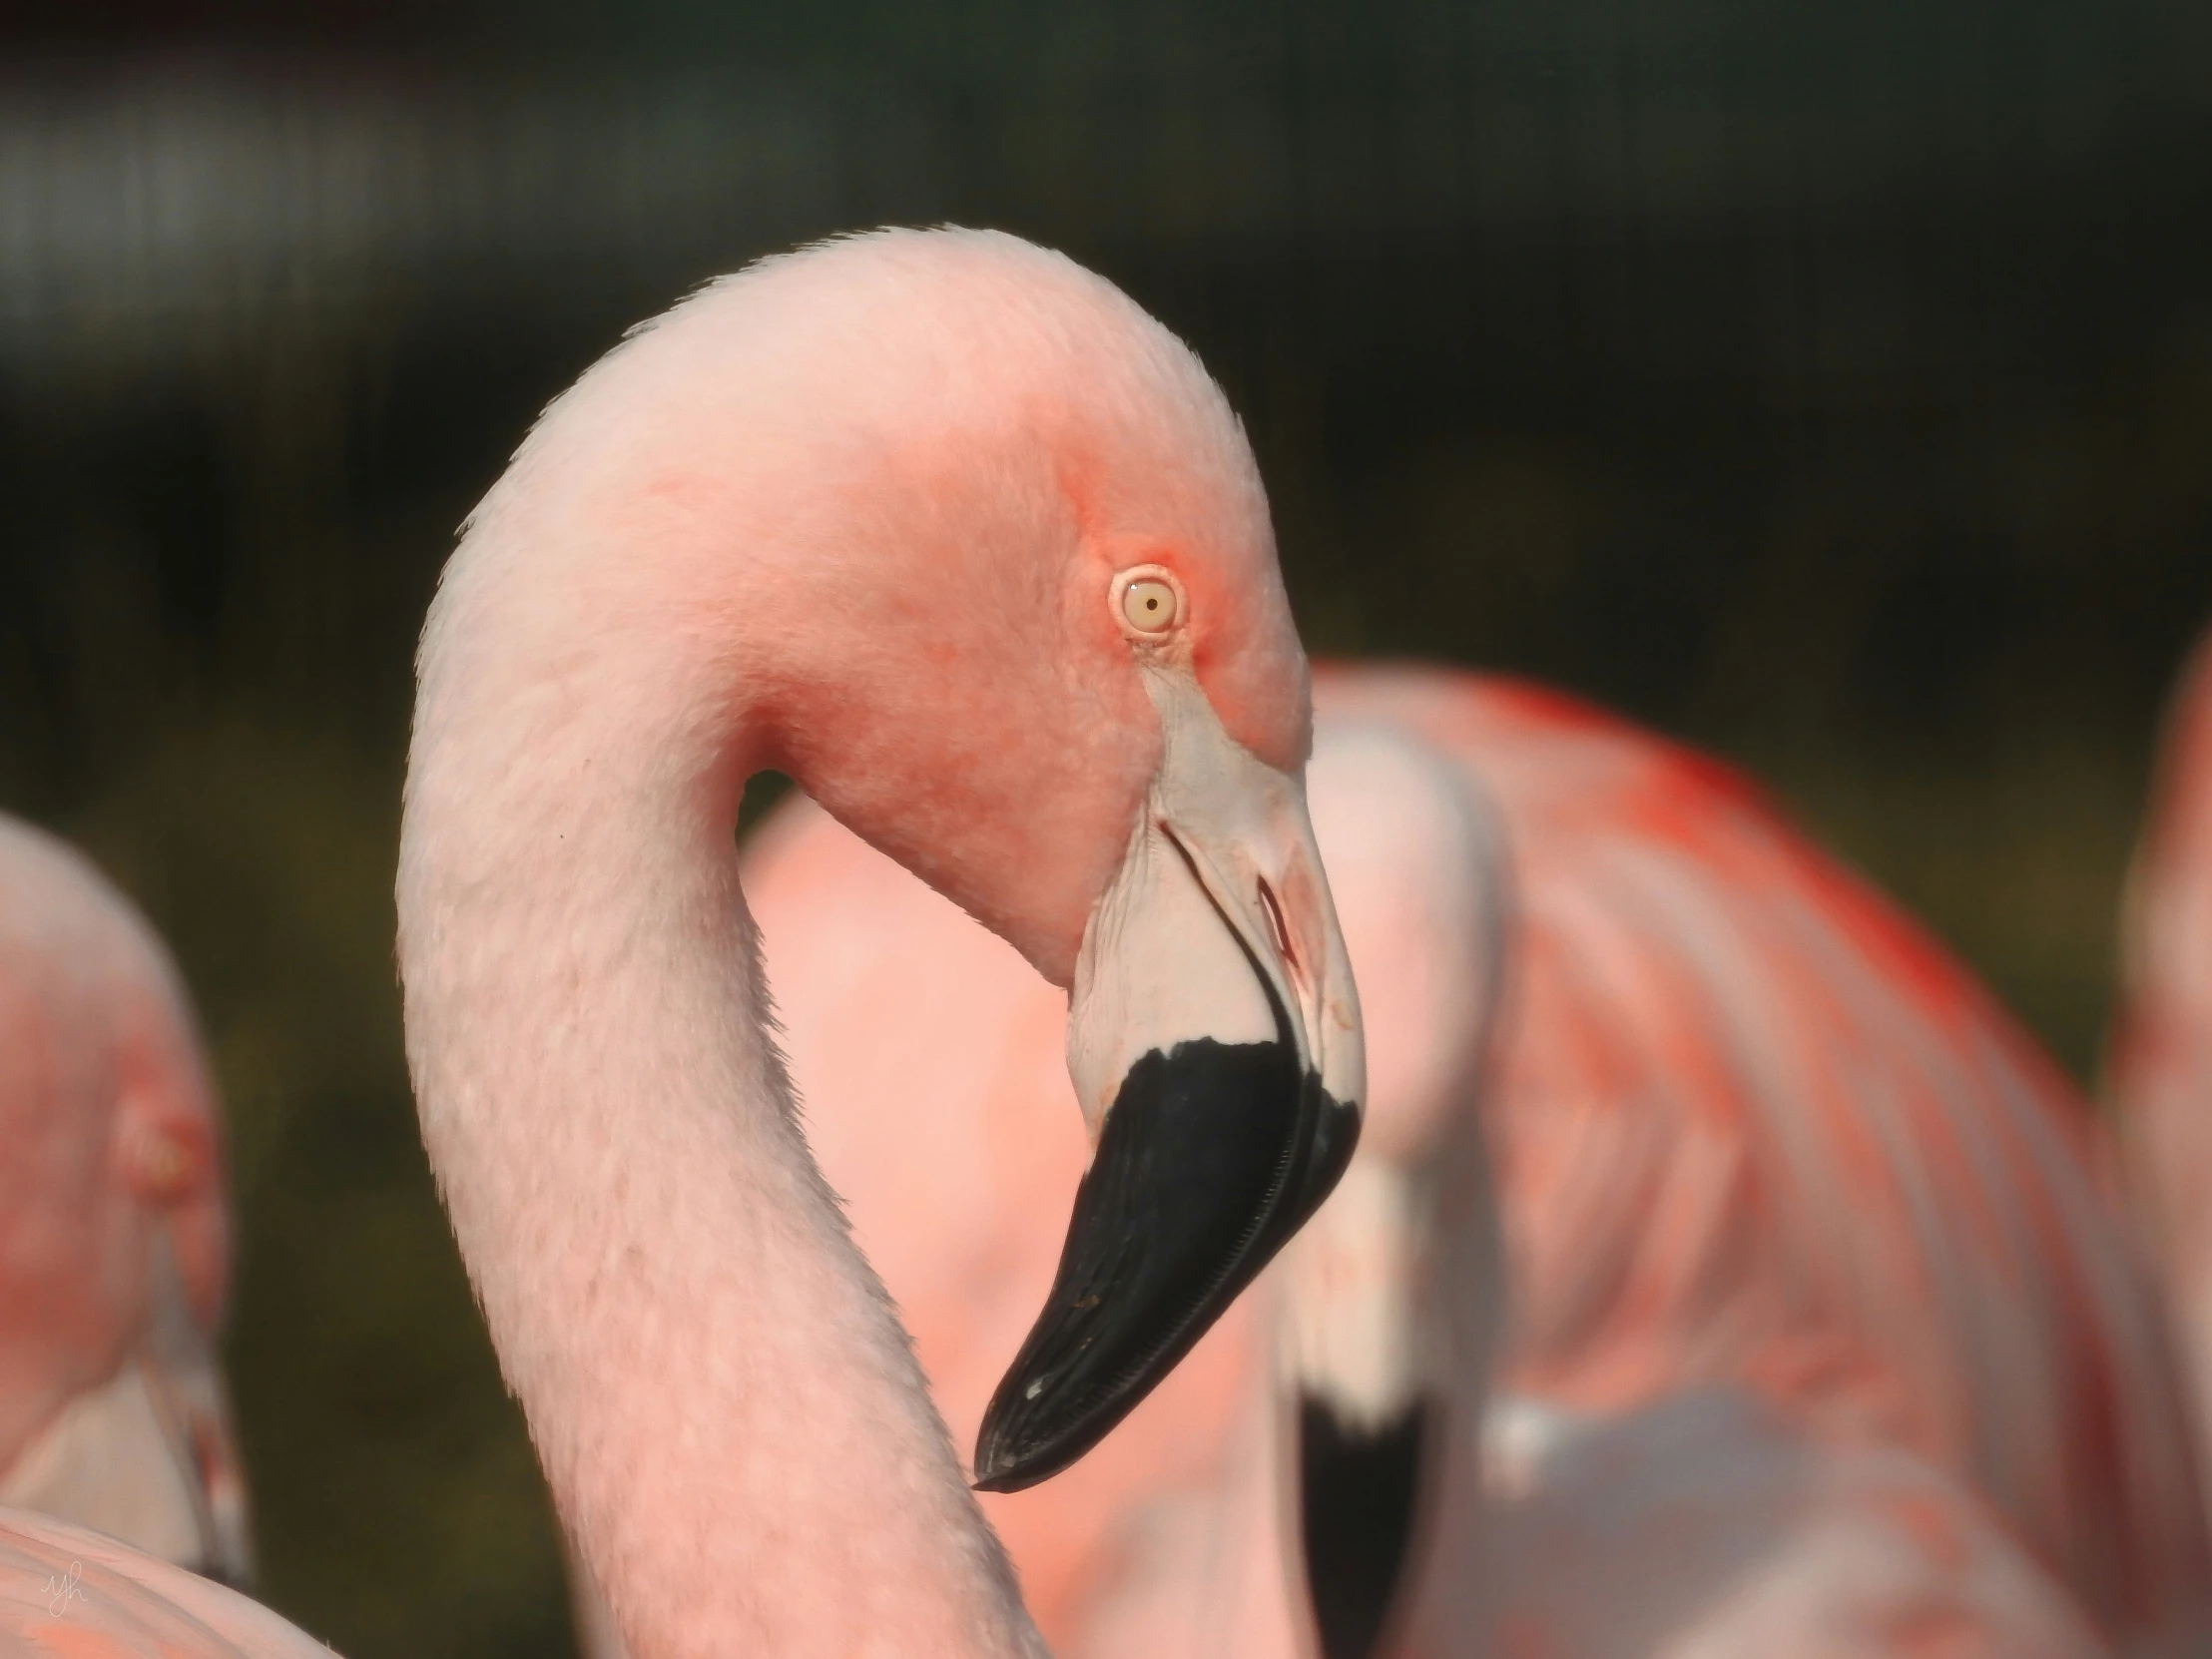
xmin=0 ymin=226 xmax=1365 ymax=1657
xmin=2110 ymin=631 xmax=2212 ymax=1486
xmin=730 ymin=665 xmax=2211 ymax=1657
xmin=0 ymin=813 xmax=252 ymax=1589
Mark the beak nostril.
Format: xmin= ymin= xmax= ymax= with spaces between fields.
xmin=1258 ymin=877 xmax=1298 ymax=978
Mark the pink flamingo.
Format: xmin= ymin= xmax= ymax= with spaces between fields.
xmin=734 ymin=665 xmax=2211 ymax=1657
xmin=2110 ymin=632 xmax=2212 ymax=1486
xmin=0 ymin=226 xmax=1364 ymax=1657
xmin=0 ymin=813 xmax=252 ymax=1588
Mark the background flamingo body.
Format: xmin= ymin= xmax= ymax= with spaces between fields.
xmin=2110 ymin=631 xmax=2212 ymax=1499
xmin=735 ymin=663 xmax=2209 ymax=1656
xmin=0 ymin=814 xmax=251 ymax=1596
xmin=1319 ymin=667 xmax=2207 ymax=1650
xmin=0 ymin=1507 xmax=323 ymax=1658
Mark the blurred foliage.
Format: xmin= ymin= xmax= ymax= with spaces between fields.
xmin=0 ymin=0 xmax=2209 ymax=1654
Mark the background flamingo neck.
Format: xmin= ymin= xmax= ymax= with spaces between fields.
xmin=399 ymin=571 xmax=1040 ymax=1659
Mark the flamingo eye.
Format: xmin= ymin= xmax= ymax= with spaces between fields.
xmin=1115 ymin=570 xmax=1184 ymax=637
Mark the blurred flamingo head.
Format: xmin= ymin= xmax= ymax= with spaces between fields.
xmin=0 ymin=816 xmax=249 ymax=1586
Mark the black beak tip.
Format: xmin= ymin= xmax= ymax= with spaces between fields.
xmin=969 ymin=1435 xmax=1029 ymax=1494
xmin=1300 ymin=1395 xmax=1431 ymax=1659
xmin=962 ymin=1371 xmax=1080 ymax=1497
xmin=970 ymin=1036 xmax=1360 ymax=1494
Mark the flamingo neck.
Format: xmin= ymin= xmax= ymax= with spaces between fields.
xmin=397 ymin=547 xmax=1040 ymax=1659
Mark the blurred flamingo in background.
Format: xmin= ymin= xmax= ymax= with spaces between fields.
xmin=735 ymin=664 xmax=2211 ymax=1658
xmin=5 ymin=228 xmax=1368 ymax=1655
xmin=2110 ymin=632 xmax=2212 ymax=1494
xmin=1314 ymin=668 xmax=2205 ymax=1658
xmin=0 ymin=813 xmax=252 ymax=1587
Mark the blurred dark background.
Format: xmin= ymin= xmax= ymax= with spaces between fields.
xmin=2 ymin=1 xmax=2208 ymax=1652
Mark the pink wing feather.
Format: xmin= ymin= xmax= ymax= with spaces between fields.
xmin=0 ymin=1507 xmax=328 ymax=1658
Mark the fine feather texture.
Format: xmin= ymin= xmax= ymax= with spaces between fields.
xmin=714 ymin=661 xmax=2208 ymax=1658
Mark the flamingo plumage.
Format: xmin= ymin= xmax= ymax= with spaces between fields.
xmin=729 ymin=664 xmax=2210 ymax=1657
xmin=0 ymin=813 xmax=252 ymax=1604
xmin=3 ymin=227 xmax=1365 ymax=1657
xmin=1323 ymin=669 xmax=2206 ymax=1653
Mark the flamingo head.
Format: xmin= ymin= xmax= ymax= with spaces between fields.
xmin=438 ymin=230 xmax=1370 ymax=1489
xmin=732 ymin=231 xmax=1372 ymax=1491
xmin=777 ymin=232 xmax=1376 ymax=1491
xmin=460 ymin=228 xmax=1369 ymax=1490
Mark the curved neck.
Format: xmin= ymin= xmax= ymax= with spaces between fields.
xmin=398 ymin=532 xmax=1040 ymax=1658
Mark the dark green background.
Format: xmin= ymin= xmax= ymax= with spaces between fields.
xmin=2 ymin=2 xmax=2208 ymax=1652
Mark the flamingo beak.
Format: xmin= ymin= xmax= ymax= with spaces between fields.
xmin=973 ymin=671 xmax=1365 ymax=1492
xmin=1278 ymin=1159 xmax=1451 ymax=1659
xmin=0 ymin=1248 xmax=254 ymax=1588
